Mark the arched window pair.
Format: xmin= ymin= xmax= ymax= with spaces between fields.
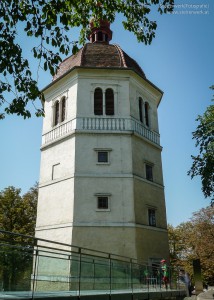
xmin=94 ymin=88 xmax=114 ymax=116
xmin=54 ymin=96 xmax=66 ymax=126
xmin=139 ymin=97 xmax=150 ymax=127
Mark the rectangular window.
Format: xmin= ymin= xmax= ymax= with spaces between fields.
xmin=98 ymin=151 xmax=108 ymax=163
xmin=94 ymin=148 xmax=112 ymax=164
xmin=148 ymin=209 xmax=156 ymax=227
xmin=146 ymin=164 xmax=153 ymax=181
xmin=97 ymin=196 xmax=109 ymax=209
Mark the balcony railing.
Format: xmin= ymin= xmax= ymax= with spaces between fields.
xmin=42 ymin=117 xmax=160 ymax=146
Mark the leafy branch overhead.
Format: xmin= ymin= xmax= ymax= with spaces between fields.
xmin=0 ymin=0 xmax=174 ymax=119
xmin=188 ymin=86 xmax=214 ymax=204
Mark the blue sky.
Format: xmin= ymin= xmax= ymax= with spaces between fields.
xmin=0 ymin=0 xmax=213 ymax=226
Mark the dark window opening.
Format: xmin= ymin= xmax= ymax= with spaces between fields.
xmin=92 ymin=34 xmax=95 ymax=43
xmin=97 ymin=31 xmax=103 ymax=41
xmin=139 ymin=97 xmax=143 ymax=122
xmin=105 ymin=88 xmax=114 ymax=115
xmin=98 ymin=151 xmax=108 ymax=163
xmin=97 ymin=197 xmax=108 ymax=209
xmin=54 ymin=101 xmax=60 ymax=126
xmin=148 ymin=209 xmax=156 ymax=226
xmin=145 ymin=102 xmax=149 ymax=127
xmin=146 ymin=164 xmax=153 ymax=181
xmin=61 ymin=97 xmax=66 ymax=122
xmin=94 ymin=88 xmax=103 ymax=115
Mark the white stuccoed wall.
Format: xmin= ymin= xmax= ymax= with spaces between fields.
xmin=35 ymin=67 xmax=169 ymax=262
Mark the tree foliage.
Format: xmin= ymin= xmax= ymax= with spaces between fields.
xmin=0 ymin=0 xmax=174 ymax=119
xmin=188 ymin=86 xmax=214 ymax=204
xmin=0 ymin=184 xmax=38 ymax=235
xmin=0 ymin=184 xmax=38 ymax=291
xmin=168 ymin=206 xmax=214 ymax=285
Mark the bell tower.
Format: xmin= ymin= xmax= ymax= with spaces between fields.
xmin=35 ymin=21 xmax=169 ymax=263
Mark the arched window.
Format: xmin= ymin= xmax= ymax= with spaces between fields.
xmin=145 ymin=102 xmax=149 ymax=127
xmin=139 ymin=97 xmax=143 ymax=122
xmin=54 ymin=101 xmax=60 ymax=126
xmin=105 ymin=88 xmax=114 ymax=115
xmin=94 ymin=88 xmax=103 ymax=115
xmin=61 ymin=97 xmax=66 ymax=122
xmin=97 ymin=31 xmax=103 ymax=41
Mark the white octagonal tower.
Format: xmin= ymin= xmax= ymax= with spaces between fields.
xmin=35 ymin=20 xmax=169 ymax=264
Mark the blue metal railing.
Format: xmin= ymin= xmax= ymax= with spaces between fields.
xmin=0 ymin=230 xmax=185 ymax=299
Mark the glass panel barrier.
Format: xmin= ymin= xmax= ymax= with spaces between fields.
xmin=111 ymin=259 xmax=131 ymax=291
xmin=0 ymin=230 xmax=186 ymax=299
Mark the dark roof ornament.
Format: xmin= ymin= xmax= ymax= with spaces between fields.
xmin=88 ymin=19 xmax=113 ymax=44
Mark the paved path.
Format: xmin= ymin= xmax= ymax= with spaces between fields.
xmin=198 ymin=289 xmax=214 ymax=300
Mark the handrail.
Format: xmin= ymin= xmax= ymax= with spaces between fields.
xmin=0 ymin=230 xmax=185 ymax=298
xmin=0 ymin=229 xmax=144 ymax=265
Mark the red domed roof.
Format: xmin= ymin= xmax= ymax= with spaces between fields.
xmin=53 ymin=43 xmax=146 ymax=81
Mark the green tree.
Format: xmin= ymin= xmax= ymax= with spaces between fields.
xmin=188 ymin=86 xmax=214 ymax=204
xmin=0 ymin=0 xmax=174 ymax=119
xmin=0 ymin=184 xmax=38 ymax=290
xmin=168 ymin=206 xmax=214 ymax=285
xmin=0 ymin=184 xmax=37 ymax=235
xmin=0 ymin=186 xmax=22 ymax=232
xmin=190 ymin=207 xmax=214 ymax=285
xmin=19 ymin=184 xmax=38 ymax=236
xmin=168 ymin=224 xmax=189 ymax=268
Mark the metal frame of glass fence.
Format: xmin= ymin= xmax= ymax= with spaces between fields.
xmin=0 ymin=230 xmax=185 ymax=299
